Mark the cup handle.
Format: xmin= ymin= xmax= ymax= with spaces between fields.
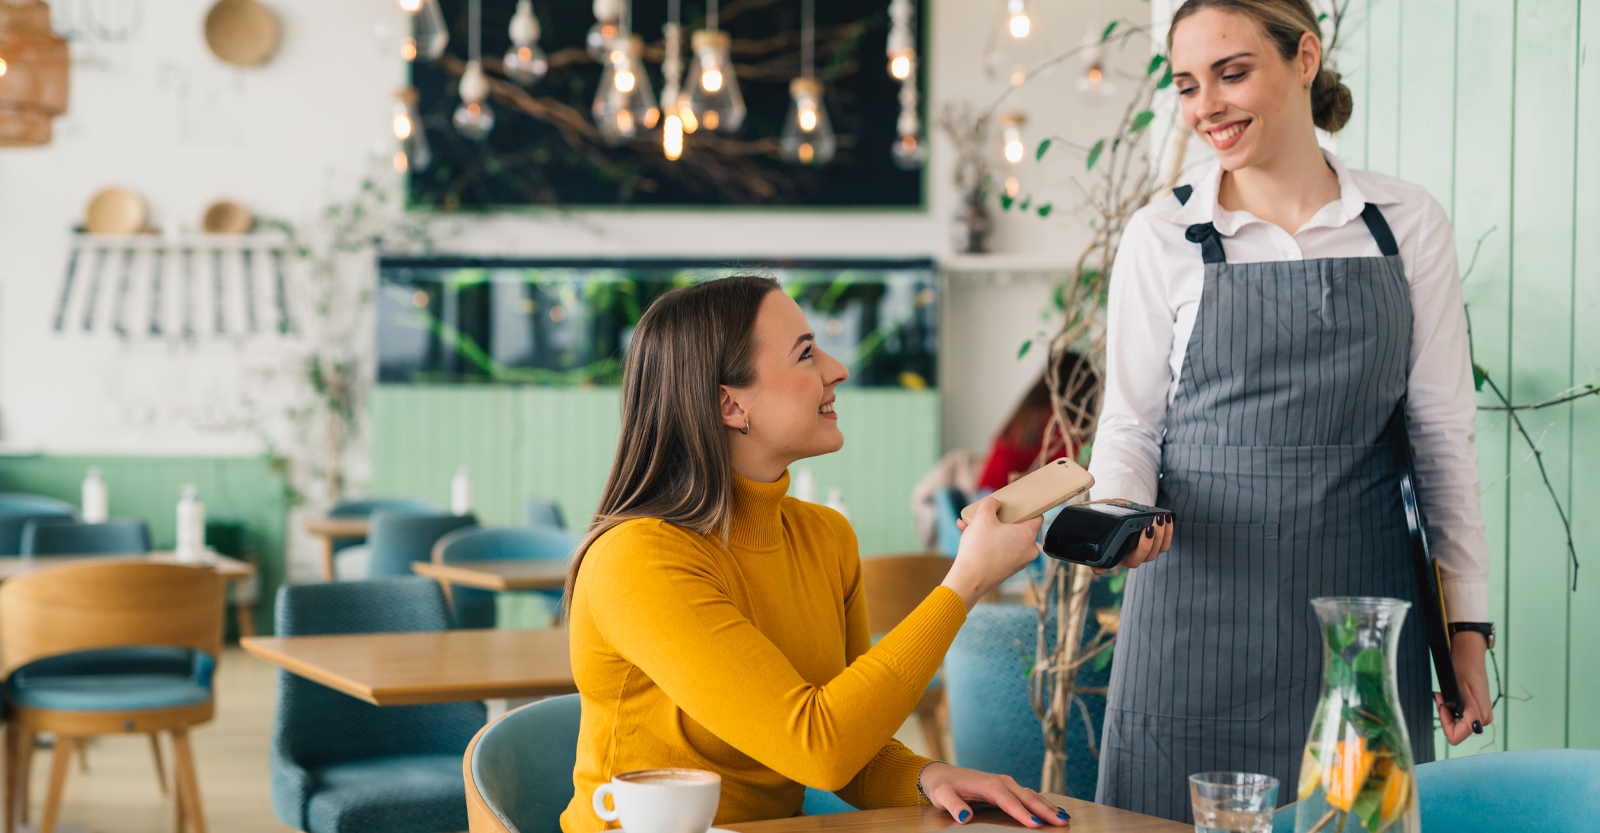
xmin=593 ymin=783 xmax=621 ymax=822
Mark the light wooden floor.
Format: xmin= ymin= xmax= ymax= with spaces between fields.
xmin=20 ymin=648 xmax=936 ymax=832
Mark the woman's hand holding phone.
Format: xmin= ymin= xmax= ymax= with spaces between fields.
xmin=944 ymin=497 xmax=1043 ymax=610
xmin=1087 ymin=498 xmax=1174 ymax=572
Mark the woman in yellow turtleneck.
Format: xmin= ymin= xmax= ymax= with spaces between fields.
xmin=561 ymin=277 xmax=1072 ymax=832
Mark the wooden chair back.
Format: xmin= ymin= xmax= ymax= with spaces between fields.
xmin=0 ymin=561 xmax=224 ymax=680
xmin=860 ymin=553 xmax=955 ymax=635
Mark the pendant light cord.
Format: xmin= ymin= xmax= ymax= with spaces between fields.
xmin=708 ymin=0 xmax=718 ymax=33
xmin=468 ymin=0 xmax=481 ymax=60
xmin=669 ymin=0 xmax=680 ymax=26
xmin=801 ymin=0 xmax=813 ymax=79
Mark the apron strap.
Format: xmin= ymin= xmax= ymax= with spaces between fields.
xmin=1361 ymin=203 xmax=1401 ymax=257
xmin=1172 ymin=186 xmax=1226 ymax=265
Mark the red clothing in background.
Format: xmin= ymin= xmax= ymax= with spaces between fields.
xmin=975 ymin=432 xmax=1075 ymax=493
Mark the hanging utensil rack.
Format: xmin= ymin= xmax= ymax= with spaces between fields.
xmin=55 ymin=230 xmax=296 ymax=339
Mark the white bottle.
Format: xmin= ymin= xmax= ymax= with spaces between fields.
xmin=793 ymin=467 xmax=816 ymax=503
xmin=176 ymin=485 xmax=206 ymax=563
xmin=824 ymin=487 xmax=849 ymax=520
xmin=81 ymin=467 xmax=108 ymax=524
xmin=451 ymin=465 xmax=474 ymax=515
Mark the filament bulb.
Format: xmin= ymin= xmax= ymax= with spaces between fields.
xmin=664 ymin=113 xmax=684 ymax=160
xmin=398 ymin=0 xmax=421 ymax=11
xmin=616 ymin=68 xmax=636 ymax=93
xmin=701 ymin=68 xmax=723 ymax=93
xmin=1009 ymin=13 xmax=1030 ymax=38
xmin=889 ymin=54 xmax=913 ymax=80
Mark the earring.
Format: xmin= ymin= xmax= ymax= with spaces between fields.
xmin=740 ymin=418 xmax=750 ymax=435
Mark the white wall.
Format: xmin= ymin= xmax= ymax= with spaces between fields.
xmin=0 ymin=0 xmax=1151 ymax=463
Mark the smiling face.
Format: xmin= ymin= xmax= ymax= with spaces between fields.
xmin=1170 ymin=8 xmax=1321 ymax=171
xmin=720 ymin=290 xmax=849 ymax=479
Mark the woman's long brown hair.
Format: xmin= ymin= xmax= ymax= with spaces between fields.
xmin=563 ymin=276 xmax=780 ymax=614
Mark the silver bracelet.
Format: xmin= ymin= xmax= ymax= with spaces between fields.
xmin=916 ymin=760 xmax=946 ymax=805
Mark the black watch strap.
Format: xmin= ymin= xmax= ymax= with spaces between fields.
xmin=1448 ymin=622 xmax=1495 ymax=650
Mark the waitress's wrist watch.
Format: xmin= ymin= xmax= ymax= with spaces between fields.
xmin=1448 ymin=622 xmax=1495 ymax=650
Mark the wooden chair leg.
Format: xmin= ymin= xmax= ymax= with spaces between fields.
xmin=39 ymin=736 xmax=75 ymax=833
xmin=234 ymin=603 xmax=258 ymax=638
xmin=76 ymin=741 xmax=89 ymax=773
xmin=174 ymin=737 xmax=186 ymax=833
xmin=4 ymin=724 xmax=19 ymax=833
xmin=18 ymin=734 xmax=35 ymax=826
xmin=171 ymin=730 xmax=206 ymax=833
xmin=149 ymin=733 xmax=169 ymax=794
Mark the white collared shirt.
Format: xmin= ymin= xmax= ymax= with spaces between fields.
xmin=1088 ymin=150 xmax=1489 ymax=621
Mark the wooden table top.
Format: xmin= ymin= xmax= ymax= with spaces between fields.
xmin=303 ymin=517 xmax=371 ymax=538
xmin=725 ymin=796 xmax=1187 ymax=833
xmin=0 ymin=552 xmax=255 ymax=582
xmin=411 ymin=559 xmax=570 ymax=591
xmin=241 ymin=627 xmax=575 ymax=706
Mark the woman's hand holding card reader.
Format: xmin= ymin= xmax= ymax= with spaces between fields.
xmin=959 ymin=458 xmax=1095 ymax=525
xmin=1043 ymin=501 xmax=1172 ymax=569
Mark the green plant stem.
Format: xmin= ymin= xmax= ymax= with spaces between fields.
xmin=1480 ymin=373 xmax=1580 ymax=590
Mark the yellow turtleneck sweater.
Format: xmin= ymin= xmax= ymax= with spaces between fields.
xmin=561 ymin=472 xmax=969 ymax=832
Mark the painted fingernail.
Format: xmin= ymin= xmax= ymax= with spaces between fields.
xmin=1057 ymin=809 xmax=1070 ymax=820
xmin=1165 ymin=513 xmax=1174 ymax=523
xmin=1472 ymin=720 xmax=1483 ymax=734
xmin=1156 ymin=515 xmax=1165 ymax=526
xmin=1145 ymin=527 xmax=1155 ymax=539
xmin=959 ymin=810 xmax=971 ymax=823
xmin=1032 ymin=818 xmax=1042 ymax=825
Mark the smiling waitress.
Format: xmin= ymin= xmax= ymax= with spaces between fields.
xmin=1086 ymin=0 xmax=1495 ymax=821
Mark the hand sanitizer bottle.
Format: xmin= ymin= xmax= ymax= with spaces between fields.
xmin=176 ymin=485 xmax=206 ymax=563
xmin=81 ymin=467 xmax=108 ymax=523
xmin=451 ymin=465 xmax=474 ymax=516
xmin=794 ymin=467 xmax=816 ymax=503
xmin=825 ymin=487 xmax=849 ymax=520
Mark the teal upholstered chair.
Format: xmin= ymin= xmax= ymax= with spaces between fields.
xmin=943 ymin=599 xmax=1110 ymax=799
xmin=0 ymin=509 xmax=75 ymax=555
xmin=270 ymin=578 xmax=487 ymax=833
xmin=522 ymin=498 xmax=567 ymax=531
xmin=364 ymin=513 xmax=478 ymax=580
xmin=463 ymin=694 xmax=581 ymax=833
xmin=327 ymin=497 xmax=442 ymax=579
xmin=20 ymin=518 xmax=151 ymax=555
xmin=1271 ymin=748 xmax=1600 ymax=833
xmin=432 ymin=526 xmax=579 ymax=629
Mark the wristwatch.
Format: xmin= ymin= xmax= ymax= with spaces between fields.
xmin=1448 ymin=622 xmax=1495 ymax=650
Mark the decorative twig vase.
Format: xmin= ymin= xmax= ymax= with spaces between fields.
xmin=1295 ymin=598 xmax=1420 ymax=833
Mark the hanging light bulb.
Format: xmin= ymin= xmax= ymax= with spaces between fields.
xmin=1075 ymin=30 xmax=1116 ymax=98
xmin=393 ymin=88 xmax=432 ymax=172
xmin=891 ymin=78 xmax=926 ymax=171
xmin=685 ymin=28 xmax=745 ymax=132
xmin=504 ymin=0 xmax=548 ymax=85
xmin=452 ymin=0 xmax=494 ymax=139
xmin=1007 ymin=0 xmax=1031 ymax=38
xmin=396 ymin=0 xmax=448 ymax=62
xmin=1001 ymin=112 xmax=1026 ymax=163
xmin=886 ymin=0 xmax=917 ymax=81
xmin=782 ymin=0 xmax=833 ymax=165
xmin=587 ymin=0 xmax=622 ymax=60
xmin=594 ymin=35 xmax=659 ymax=146
xmin=661 ymin=4 xmax=687 ymax=160
xmin=781 ymin=78 xmax=835 ymax=166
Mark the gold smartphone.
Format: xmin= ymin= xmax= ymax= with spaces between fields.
xmin=961 ymin=457 xmax=1096 ymax=525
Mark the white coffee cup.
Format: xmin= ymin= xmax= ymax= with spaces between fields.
xmin=592 ymin=768 xmax=721 ymax=833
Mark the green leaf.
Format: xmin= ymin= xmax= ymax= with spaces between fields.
xmin=1052 ymin=283 xmax=1067 ymax=310
xmin=1157 ymin=65 xmax=1174 ymax=90
xmin=1036 ymin=137 xmax=1053 ymax=161
xmin=1108 ymin=572 xmax=1126 ymax=594
xmin=1020 ymin=195 xmax=1032 ymax=210
xmin=1077 ymin=441 xmax=1094 ymax=467
xmin=1018 ymin=339 xmax=1033 ymax=359
xmin=1037 ymin=203 xmax=1054 ymax=217
xmin=1146 ymin=54 xmax=1166 ymax=75
xmin=1101 ymin=20 xmax=1118 ymax=41
xmin=1000 ymin=192 xmax=1016 ymax=210
xmin=1350 ymin=785 xmax=1384 ymax=831
xmin=1086 ymin=139 xmax=1106 ymax=171
xmin=1092 ymin=646 xmax=1114 ymax=671
xmin=1472 ymin=362 xmax=1488 ymax=392
xmin=1129 ymin=110 xmax=1156 ymax=133
xmin=1353 ymin=647 xmax=1385 ymax=678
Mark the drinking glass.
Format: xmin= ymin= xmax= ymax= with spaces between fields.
xmin=1189 ymin=772 xmax=1279 ymax=833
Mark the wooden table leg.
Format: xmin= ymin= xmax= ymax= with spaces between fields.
xmin=5 ymin=725 xmax=18 ymax=833
xmin=148 ymin=733 xmax=168 ymax=794
xmin=319 ymin=536 xmax=335 ymax=582
xmin=234 ymin=603 xmax=258 ymax=638
xmin=40 ymin=736 xmax=74 ymax=833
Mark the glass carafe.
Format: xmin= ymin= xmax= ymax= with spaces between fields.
xmin=1295 ymin=598 xmax=1420 ymax=833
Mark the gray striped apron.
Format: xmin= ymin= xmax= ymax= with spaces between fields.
xmin=1095 ymin=187 xmax=1435 ymax=822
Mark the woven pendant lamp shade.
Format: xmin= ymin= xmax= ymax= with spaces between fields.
xmin=0 ymin=0 xmax=69 ymax=147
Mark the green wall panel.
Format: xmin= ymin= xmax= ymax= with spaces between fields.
xmin=369 ymin=386 xmax=939 ymax=557
xmin=0 ymin=455 xmax=290 ymax=636
xmin=1347 ymin=0 xmax=1597 ymax=756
